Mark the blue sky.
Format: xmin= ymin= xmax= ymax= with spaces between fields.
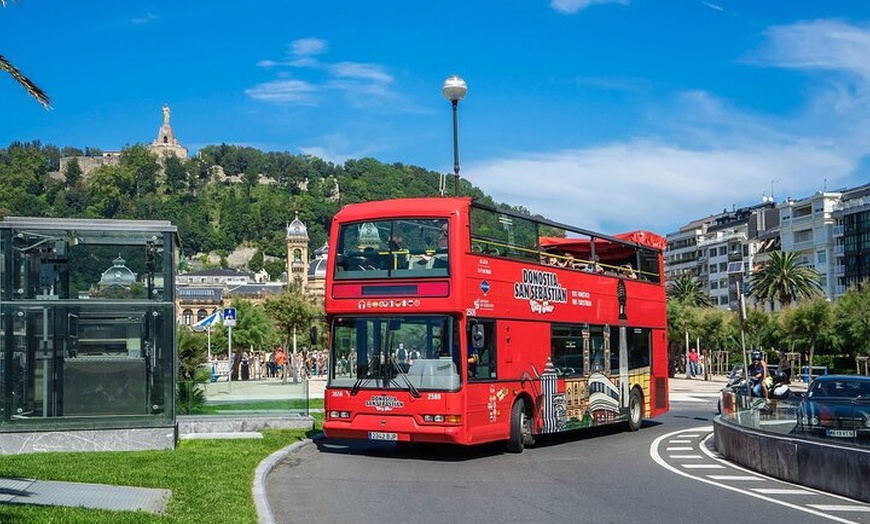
xmin=2 ymin=1 xmax=870 ymax=235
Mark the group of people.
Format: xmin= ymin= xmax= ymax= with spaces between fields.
xmin=539 ymin=252 xmax=638 ymax=279
xmin=211 ymin=348 xmax=329 ymax=381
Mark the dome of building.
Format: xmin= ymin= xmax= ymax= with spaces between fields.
xmin=287 ymin=212 xmax=309 ymax=241
xmin=308 ymin=242 xmax=329 ymax=279
xmin=99 ymin=255 xmax=137 ymax=287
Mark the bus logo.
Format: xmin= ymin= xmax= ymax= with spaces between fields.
xmin=513 ymin=268 xmax=567 ymax=315
xmin=365 ymin=395 xmax=404 ymax=411
xmin=480 ymin=280 xmax=490 ymax=295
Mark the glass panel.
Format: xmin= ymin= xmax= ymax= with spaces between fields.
xmin=0 ymin=223 xmax=176 ymax=431
xmin=1 ymin=302 xmax=174 ymax=429
xmin=334 ymin=219 xmax=449 ymax=279
xmin=329 ymin=314 xmax=460 ymax=391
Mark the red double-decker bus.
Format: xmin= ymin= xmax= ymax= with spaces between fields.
xmin=323 ymin=197 xmax=668 ymax=452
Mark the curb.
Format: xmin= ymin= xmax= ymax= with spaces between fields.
xmin=253 ymin=439 xmax=313 ymax=524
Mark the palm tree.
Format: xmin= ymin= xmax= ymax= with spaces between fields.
xmin=750 ymin=251 xmax=822 ymax=308
xmin=667 ymin=273 xmax=712 ymax=307
xmin=1 ymin=1 xmax=51 ymax=109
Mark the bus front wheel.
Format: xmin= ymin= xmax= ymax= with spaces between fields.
xmin=506 ymin=399 xmax=534 ymax=453
xmin=625 ymin=388 xmax=643 ymax=432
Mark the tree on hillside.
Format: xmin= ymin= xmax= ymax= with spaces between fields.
xmin=750 ymin=251 xmax=822 ymax=308
xmin=667 ymin=274 xmax=712 ymax=307
xmin=1 ymin=1 xmax=50 ymax=109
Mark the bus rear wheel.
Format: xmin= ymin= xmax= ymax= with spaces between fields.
xmin=624 ymin=388 xmax=643 ymax=432
xmin=506 ymin=399 xmax=534 ymax=453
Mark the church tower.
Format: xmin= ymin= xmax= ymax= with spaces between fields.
xmin=149 ymin=104 xmax=188 ymax=160
xmin=286 ymin=213 xmax=310 ymax=293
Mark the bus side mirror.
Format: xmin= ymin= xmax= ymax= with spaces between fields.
xmin=310 ymin=326 xmax=318 ymax=345
xmin=471 ymin=324 xmax=484 ymax=349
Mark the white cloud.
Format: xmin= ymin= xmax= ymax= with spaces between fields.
xmin=244 ymin=79 xmax=318 ymax=105
xmin=469 ymin=138 xmax=852 ymax=235
xmin=469 ymin=19 xmax=870 ymax=234
xmin=550 ymin=0 xmax=629 ymax=15
xmin=290 ymin=37 xmax=328 ymax=56
xmin=248 ymin=39 xmax=400 ymax=109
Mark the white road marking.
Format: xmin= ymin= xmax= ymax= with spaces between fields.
xmin=809 ymin=506 xmax=870 ymax=513
xmin=666 ymin=447 xmax=693 ymax=451
xmin=669 ymin=454 xmax=703 ymax=459
xmin=707 ymin=475 xmax=768 ymax=481
xmin=682 ymin=464 xmax=725 ymax=469
xmin=753 ymin=488 xmax=818 ymax=495
xmin=651 ymin=426 xmax=864 ymax=524
xmin=668 ymin=439 xmax=692 ymax=444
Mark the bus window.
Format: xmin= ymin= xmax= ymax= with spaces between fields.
xmin=551 ymin=324 xmax=584 ymax=377
xmin=468 ymin=320 xmax=496 ymax=380
xmin=334 ymin=218 xmax=450 ymax=279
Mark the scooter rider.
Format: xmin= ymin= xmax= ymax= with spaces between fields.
xmin=747 ymin=350 xmax=768 ymax=398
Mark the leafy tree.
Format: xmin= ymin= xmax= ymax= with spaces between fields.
xmin=163 ymin=154 xmax=188 ymax=195
xmin=177 ymin=329 xmax=209 ymax=414
xmin=120 ymin=144 xmax=161 ymax=197
xmin=64 ymin=157 xmax=83 ymax=187
xmin=667 ymin=274 xmax=712 ymax=307
xmin=264 ymin=291 xmax=319 ymax=351
xmin=832 ymin=286 xmax=870 ymax=358
xmin=750 ymin=251 xmax=822 ymax=308
xmin=249 ymin=248 xmax=264 ymax=272
xmin=210 ymin=298 xmax=275 ymax=379
xmin=779 ymin=299 xmax=834 ymax=368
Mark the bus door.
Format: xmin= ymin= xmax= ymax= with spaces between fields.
xmin=464 ymin=319 xmax=503 ymax=442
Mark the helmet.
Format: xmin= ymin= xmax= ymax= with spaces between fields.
xmin=750 ymin=350 xmax=762 ymax=361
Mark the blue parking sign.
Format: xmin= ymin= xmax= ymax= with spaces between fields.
xmin=223 ymin=307 xmax=237 ymax=327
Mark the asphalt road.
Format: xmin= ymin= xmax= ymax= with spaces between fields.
xmin=265 ymin=395 xmax=870 ymax=524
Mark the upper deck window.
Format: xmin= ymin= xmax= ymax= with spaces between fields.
xmin=334 ymin=218 xmax=450 ymax=280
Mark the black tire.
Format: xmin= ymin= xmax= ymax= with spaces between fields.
xmin=505 ymin=399 xmax=534 ymax=453
xmin=625 ymin=388 xmax=643 ymax=432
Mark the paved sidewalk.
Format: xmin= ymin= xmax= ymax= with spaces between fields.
xmin=0 ymin=477 xmax=170 ymax=514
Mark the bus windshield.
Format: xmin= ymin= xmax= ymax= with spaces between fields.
xmin=333 ymin=218 xmax=450 ymax=279
xmin=330 ymin=314 xmax=461 ymax=392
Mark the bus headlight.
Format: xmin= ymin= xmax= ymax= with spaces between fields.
xmin=422 ymin=414 xmax=461 ymax=424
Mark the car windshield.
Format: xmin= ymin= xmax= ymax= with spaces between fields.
xmin=329 ymin=314 xmax=461 ymax=392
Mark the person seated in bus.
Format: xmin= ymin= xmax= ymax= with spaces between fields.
xmin=467 ymin=345 xmax=479 ymax=378
xmin=621 ymin=263 xmax=638 ymax=279
xmin=386 ymin=234 xmax=408 ymax=269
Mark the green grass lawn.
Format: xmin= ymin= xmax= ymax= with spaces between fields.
xmin=198 ymin=398 xmax=324 ymax=414
xmin=0 ymin=421 xmax=322 ymax=524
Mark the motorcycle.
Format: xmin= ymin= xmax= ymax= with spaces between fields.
xmin=718 ymin=366 xmax=794 ymax=414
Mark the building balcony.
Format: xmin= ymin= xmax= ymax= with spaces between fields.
xmin=833 ymin=225 xmax=844 ymax=237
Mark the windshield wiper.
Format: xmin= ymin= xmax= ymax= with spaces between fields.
xmin=390 ymin=358 xmax=421 ymax=398
xmin=351 ymin=355 xmax=381 ymax=396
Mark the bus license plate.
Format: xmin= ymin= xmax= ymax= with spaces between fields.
xmin=369 ymin=431 xmax=398 ymax=441
xmin=826 ymin=429 xmax=856 ymax=438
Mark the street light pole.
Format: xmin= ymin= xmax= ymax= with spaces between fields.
xmin=442 ymin=75 xmax=467 ymax=197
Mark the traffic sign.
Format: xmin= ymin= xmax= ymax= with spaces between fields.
xmin=223 ymin=307 xmax=237 ymax=327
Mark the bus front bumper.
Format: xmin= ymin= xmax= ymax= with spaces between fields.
xmin=323 ymin=413 xmax=464 ymax=444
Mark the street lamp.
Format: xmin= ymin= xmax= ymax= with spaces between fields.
xmin=442 ymin=75 xmax=467 ymax=197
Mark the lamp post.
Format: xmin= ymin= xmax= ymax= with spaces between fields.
xmin=442 ymin=75 xmax=467 ymax=197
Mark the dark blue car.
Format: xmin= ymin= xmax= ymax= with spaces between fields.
xmin=797 ymin=375 xmax=870 ymax=440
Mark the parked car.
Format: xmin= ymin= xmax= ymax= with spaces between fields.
xmin=796 ymin=375 xmax=870 ymax=440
